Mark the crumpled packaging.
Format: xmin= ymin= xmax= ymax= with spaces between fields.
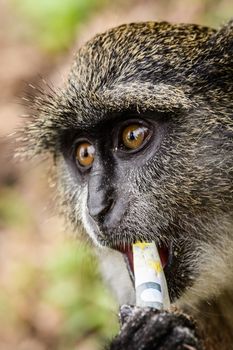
xmin=133 ymin=242 xmax=170 ymax=310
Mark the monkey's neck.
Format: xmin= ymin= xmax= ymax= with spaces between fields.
xmin=191 ymin=291 xmax=233 ymax=350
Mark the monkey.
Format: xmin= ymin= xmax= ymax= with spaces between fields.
xmin=20 ymin=20 xmax=233 ymax=349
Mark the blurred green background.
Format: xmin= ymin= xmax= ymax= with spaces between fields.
xmin=0 ymin=0 xmax=232 ymax=349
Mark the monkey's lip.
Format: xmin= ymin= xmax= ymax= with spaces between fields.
xmin=114 ymin=243 xmax=169 ymax=277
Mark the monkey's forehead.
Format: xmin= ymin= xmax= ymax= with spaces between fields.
xmin=52 ymin=20 xmax=233 ymax=130
xmin=19 ymin=20 xmax=232 ymax=158
xmin=69 ymin=22 xmax=215 ymax=93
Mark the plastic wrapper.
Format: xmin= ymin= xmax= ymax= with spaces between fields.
xmin=133 ymin=242 xmax=170 ymax=310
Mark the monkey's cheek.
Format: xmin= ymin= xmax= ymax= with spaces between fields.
xmin=164 ymin=256 xmax=197 ymax=303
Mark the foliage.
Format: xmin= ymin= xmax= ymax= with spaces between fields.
xmin=0 ymin=187 xmax=118 ymax=349
xmin=44 ymin=241 xmax=118 ymax=348
xmin=12 ymin=0 xmax=107 ymax=52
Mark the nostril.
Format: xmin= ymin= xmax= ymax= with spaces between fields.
xmin=88 ymin=196 xmax=114 ymax=224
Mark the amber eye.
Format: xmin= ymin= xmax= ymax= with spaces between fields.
xmin=75 ymin=142 xmax=95 ymax=168
xmin=121 ymin=124 xmax=150 ymax=151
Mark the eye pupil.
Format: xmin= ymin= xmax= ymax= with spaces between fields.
xmin=129 ymin=131 xmax=135 ymax=140
xmin=83 ymin=148 xmax=89 ymax=157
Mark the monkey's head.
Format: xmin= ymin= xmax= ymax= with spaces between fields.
xmin=22 ymin=21 xmax=233 ymax=306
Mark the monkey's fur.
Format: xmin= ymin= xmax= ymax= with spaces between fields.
xmin=21 ymin=21 xmax=233 ymax=349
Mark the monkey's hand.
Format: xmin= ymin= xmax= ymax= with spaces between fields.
xmin=108 ymin=305 xmax=203 ymax=350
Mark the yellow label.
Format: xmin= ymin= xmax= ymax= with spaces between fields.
xmin=134 ymin=242 xmax=151 ymax=250
xmin=148 ymin=260 xmax=162 ymax=273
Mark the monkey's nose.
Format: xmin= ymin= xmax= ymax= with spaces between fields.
xmin=87 ymin=169 xmax=115 ymax=224
xmin=88 ymin=195 xmax=114 ymax=224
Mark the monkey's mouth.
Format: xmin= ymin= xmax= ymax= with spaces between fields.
xmin=114 ymin=243 xmax=170 ymax=281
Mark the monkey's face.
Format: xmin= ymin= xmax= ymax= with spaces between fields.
xmin=62 ymin=110 xmax=198 ymax=301
xmin=60 ymin=102 xmax=232 ymax=302
xmin=25 ymin=22 xmax=233 ymax=305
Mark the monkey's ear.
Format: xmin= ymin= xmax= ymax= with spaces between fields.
xmin=193 ymin=20 xmax=233 ymax=89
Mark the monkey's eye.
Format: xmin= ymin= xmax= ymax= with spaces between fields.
xmin=120 ymin=123 xmax=150 ymax=152
xmin=75 ymin=142 xmax=95 ymax=168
